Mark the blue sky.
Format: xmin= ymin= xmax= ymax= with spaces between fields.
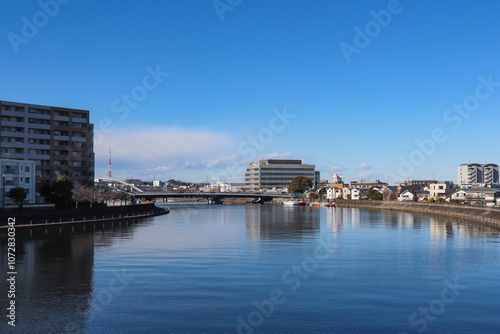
xmin=2 ymin=0 xmax=500 ymax=183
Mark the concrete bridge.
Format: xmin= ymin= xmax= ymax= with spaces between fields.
xmin=133 ymin=191 xmax=285 ymax=204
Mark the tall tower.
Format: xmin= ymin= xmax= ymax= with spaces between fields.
xmin=108 ymin=147 xmax=112 ymax=178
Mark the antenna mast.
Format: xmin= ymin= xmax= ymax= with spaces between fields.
xmin=108 ymin=147 xmax=112 ymax=178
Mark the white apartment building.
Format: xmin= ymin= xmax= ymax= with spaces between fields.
xmin=0 ymin=158 xmax=36 ymax=207
xmin=458 ymin=163 xmax=499 ymax=186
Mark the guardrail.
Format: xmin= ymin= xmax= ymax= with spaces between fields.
xmin=0 ymin=209 xmax=166 ymax=229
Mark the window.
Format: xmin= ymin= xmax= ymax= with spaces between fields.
xmin=28 ymin=138 xmax=50 ymax=145
xmin=35 ymin=160 xmax=50 ymax=166
xmin=1 ymin=116 xmax=24 ymax=122
xmin=54 ymin=111 xmax=69 ymax=117
xmin=28 ymin=149 xmax=50 ymax=155
xmin=72 ymin=123 xmax=85 ymax=128
xmin=2 ymin=137 xmax=24 ymax=143
xmin=71 ymin=151 xmax=84 ymax=157
xmin=54 ymin=150 xmax=68 ymax=156
xmin=54 ymin=121 xmax=69 ymax=126
xmin=53 ymin=140 xmax=68 ymax=146
xmin=1 ymin=126 xmax=24 ymax=133
xmin=1 ymin=148 xmax=24 ymax=154
xmin=53 ymin=160 xmax=68 ymax=166
xmin=1 ymin=105 xmax=24 ymax=112
xmin=72 ymin=132 xmax=84 ymax=138
xmin=72 ymin=142 xmax=86 ymax=148
xmin=28 ymin=128 xmax=50 ymax=135
xmin=54 ymin=130 xmax=69 ymax=136
xmin=72 ymin=112 xmax=86 ymax=119
xmin=28 ymin=118 xmax=50 ymax=125
xmin=25 ymin=166 xmax=30 ymax=172
xmin=28 ymin=108 xmax=50 ymax=115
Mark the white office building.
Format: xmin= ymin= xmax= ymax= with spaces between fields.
xmin=245 ymin=159 xmax=319 ymax=191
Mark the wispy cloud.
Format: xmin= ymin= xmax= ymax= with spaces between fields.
xmin=96 ymin=126 xmax=235 ymax=163
xmin=358 ymin=162 xmax=372 ymax=170
xmin=357 ymin=170 xmax=373 ymax=178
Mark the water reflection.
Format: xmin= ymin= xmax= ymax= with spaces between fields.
xmin=245 ymin=205 xmax=320 ymax=240
xmin=0 ymin=218 xmax=153 ymax=333
xmin=429 ymin=216 xmax=500 ymax=242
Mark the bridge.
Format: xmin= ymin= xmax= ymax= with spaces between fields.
xmin=133 ymin=191 xmax=286 ymax=204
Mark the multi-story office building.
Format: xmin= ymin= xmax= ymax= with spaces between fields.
xmin=458 ymin=163 xmax=499 ymax=186
xmin=0 ymin=101 xmax=95 ymax=194
xmin=0 ymin=158 xmax=36 ymax=207
xmin=245 ymin=159 xmax=319 ymax=191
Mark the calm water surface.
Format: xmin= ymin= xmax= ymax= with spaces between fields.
xmin=1 ymin=204 xmax=500 ymax=333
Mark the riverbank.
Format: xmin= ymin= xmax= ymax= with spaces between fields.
xmin=335 ymin=200 xmax=500 ymax=229
xmin=0 ymin=203 xmax=169 ymax=228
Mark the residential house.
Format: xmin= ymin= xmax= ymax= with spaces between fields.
xmin=351 ymin=188 xmax=361 ymax=200
xmin=429 ymin=183 xmax=454 ymax=200
xmin=398 ymin=190 xmax=416 ymax=201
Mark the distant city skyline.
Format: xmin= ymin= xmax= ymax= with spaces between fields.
xmin=3 ymin=1 xmax=500 ymax=183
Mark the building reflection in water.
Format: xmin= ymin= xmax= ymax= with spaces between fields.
xmin=429 ymin=216 xmax=500 ymax=243
xmin=0 ymin=219 xmax=150 ymax=333
xmin=245 ymin=205 xmax=320 ymax=240
xmin=326 ymin=207 xmax=352 ymax=235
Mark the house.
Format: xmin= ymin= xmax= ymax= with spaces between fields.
xmin=398 ymin=190 xmax=416 ymax=201
xmin=429 ymin=183 xmax=454 ymax=200
xmin=351 ymin=188 xmax=361 ymax=200
xmin=383 ymin=186 xmax=398 ymax=201
xmin=342 ymin=187 xmax=351 ymax=199
xmin=326 ymin=187 xmax=343 ymax=200
xmin=416 ymin=191 xmax=430 ymax=201
xmin=464 ymin=188 xmax=500 ymax=206
xmin=448 ymin=189 xmax=467 ymax=201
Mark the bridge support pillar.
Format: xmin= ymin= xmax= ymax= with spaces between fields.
xmin=208 ymin=198 xmax=224 ymax=205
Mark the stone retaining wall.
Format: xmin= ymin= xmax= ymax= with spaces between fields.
xmin=335 ymin=200 xmax=500 ymax=229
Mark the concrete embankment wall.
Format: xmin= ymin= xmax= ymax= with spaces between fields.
xmin=335 ymin=200 xmax=500 ymax=229
xmin=0 ymin=203 xmax=168 ymax=227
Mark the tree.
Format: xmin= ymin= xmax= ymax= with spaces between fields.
xmin=8 ymin=187 xmax=26 ymax=209
xmin=117 ymin=191 xmax=131 ymax=206
xmin=72 ymin=185 xmax=95 ymax=208
xmin=366 ymin=187 xmax=383 ymax=200
xmin=42 ymin=175 xmax=74 ymax=208
xmin=288 ymin=176 xmax=313 ymax=194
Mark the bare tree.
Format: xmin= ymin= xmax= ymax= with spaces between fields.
xmin=72 ymin=185 xmax=95 ymax=208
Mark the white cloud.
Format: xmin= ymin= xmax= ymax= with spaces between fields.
xmin=96 ymin=126 xmax=235 ymax=163
xmin=358 ymin=162 xmax=372 ymax=170
xmin=357 ymin=170 xmax=372 ymax=178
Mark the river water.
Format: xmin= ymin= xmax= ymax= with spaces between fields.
xmin=1 ymin=204 xmax=500 ymax=333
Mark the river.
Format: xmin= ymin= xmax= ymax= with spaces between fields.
xmin=1 ymin=204 xmax=500 ymax=333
